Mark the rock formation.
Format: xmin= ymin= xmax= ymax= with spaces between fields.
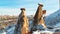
xmin=14 ymin=8 xmax=29 ymax=34
xmin=21 ymin=8 xmax=29 ymax=34
xmin=39 ymin=10 xmax=46 ymax=28
xmin=14 ymin=4 xmax=46 ymax=34
xmin=31 ymin=4 xmax=46 ymax=31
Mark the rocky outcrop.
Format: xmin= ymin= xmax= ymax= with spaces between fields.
xmin=14 ymin=8 xmax=29 ymax=34
xmin=14 ymin=4 xmax=47 ymax=34
xmin=31 ymin=4 xmax=46 ymax=31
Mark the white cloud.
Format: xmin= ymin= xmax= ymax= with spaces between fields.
xmin=0 ymin=7 xmax=58 ymax=16
xmin=0 ymin=8 xmax=36 ymax=16
xmin=0 ymin=8 xmax=20 ymax=16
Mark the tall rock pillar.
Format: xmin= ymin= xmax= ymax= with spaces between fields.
xmin=32 ymin=4 xmax=46 ymax=31
xmin=14 ymin=8 xmax=29 ymax=34
xmin=21 ymin=8 xmax=29 ymax=34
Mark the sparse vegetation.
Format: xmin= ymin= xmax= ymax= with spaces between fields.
xmin=0 ymin=15 xmax=17 ymax=29
xmin=0 ymin=15 xmax=33 ymax=30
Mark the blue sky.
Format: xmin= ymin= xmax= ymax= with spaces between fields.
xmin=0 ymin=0 xmax=59 ymax=16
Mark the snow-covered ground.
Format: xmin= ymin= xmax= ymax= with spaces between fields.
xmin=0 ymin=32 xmax=6 ymax=34
xmin=0 ymin=29 xmax=6 ymax=34
xmin=0 ymin=22 xmax=60 ymax=34
xmin=32 ymin=30 xmax=54 ymax=34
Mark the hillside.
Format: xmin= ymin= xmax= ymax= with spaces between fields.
xmin=45 ymin=9 xmax=60 ymax=27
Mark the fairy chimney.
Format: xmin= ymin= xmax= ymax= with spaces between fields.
xmin=14 ymin=8 xmax=29 ymax=34
xmin=20 ymin=8 xmax=29 ymax=34
xmin=42 ymin=10 xmax=46 ymax=18
xmin=32 ymin=4 xmax=46 ymax=31
xmin=39 ymin=10 xmax=46 ymax=28
xmin=34 ymin=4 xmax=43 ymax=24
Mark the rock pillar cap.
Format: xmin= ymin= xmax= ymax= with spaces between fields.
xmin=38 ymin=3 xmax=43 ymax=7
xmin=42 ymin=10 xmax=46 ymax=14
xmin=43 ymin=10 xmax=46 ymax=11
xmin=20 ymin=8 xmax=25 ymax=11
